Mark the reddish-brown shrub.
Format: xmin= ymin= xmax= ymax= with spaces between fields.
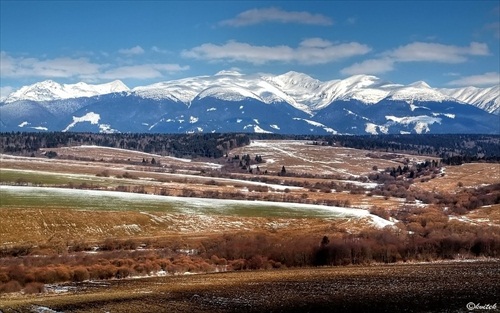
xmin=0 ymin=280 xmax=22 ymax=293
xmin=8 ymin=265 xmax=28 ymax=285
xmin=247 ymin=255 xmax=265 ymax=270
xmin=24 ymin=282 xmax=45 ymax=294
xmin=88 ymin=264 xmax=115 ymax=280
xmin=228 ymin=259 xmax=246 ymax=270
xmin=34 ymin=267 xmax=57 ymax=284
xmin=115 ymin=266 xmax=131 ymax=279
xmin=72 ymin=266 xmax=90 ymax=282
xmin=0 ymin=271 xmax=9 ymax=283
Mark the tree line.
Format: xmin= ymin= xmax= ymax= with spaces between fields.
xmin=1 ymin=132 xmax=498 ymax=161
xmin=0 ymin=132 xmax=250 ymax=158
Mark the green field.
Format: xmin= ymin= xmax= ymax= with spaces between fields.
xmin=0 ymin=185 xmax=388 ymax=223
xmin=0 ymin=168 xmax=116 ymax=186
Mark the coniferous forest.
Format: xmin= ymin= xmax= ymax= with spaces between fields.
xmin=1 ymin=132 xmax=499 ymax=162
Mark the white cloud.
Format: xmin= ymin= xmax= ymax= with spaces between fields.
xmin=484 ymin=21 xmax=500 ymax=39
xmin=1 ymin=51 xmax=188 ymax=81
xmin=219 ymin=7 xmax=333 ymax=27
xmin=98 ymin=64 xmax=189 ymax=80
xmin=1 ymin=52 xmax=101 ymax=78
xmin=341 ymin=41 xmax=491 ymax=77
xmin=299 ymin=38 xmax=333 ymax=48
xmin=118 ymin=45 xmax=145 ymax=56
xmin=151 ymin=46 xmax=169 ymax=54
xmin=341 ymin=58 xmax=395 ymax=75
xmin=388 ymin=42 xmax=489 ymax=63
xmin=0 ymin=86 xmax=14 ymax=101
xmin=182 ymin=39 xmax=370 ymax=65
xmin=446 ymin=72 xmax=500 ymax=87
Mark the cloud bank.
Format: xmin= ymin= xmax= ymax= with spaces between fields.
xmin=182 ymin=38 xmax=370 ymax=65
xmin=219 ymin=7 xmax=333 ymax=27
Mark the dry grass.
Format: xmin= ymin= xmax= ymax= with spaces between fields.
xmin=414 ymin=163 xmax=500 ymax=193
xmin=464 ymin=204 xmax=500 ymax=225
xmin=1 ymin=141 xmax=498 ymax=246
xmin=0 ymin=207 xmax=349 ymax=247
xmin=230 ymin=140 xmax=435 ymax=176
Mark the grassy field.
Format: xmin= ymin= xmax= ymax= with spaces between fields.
xmin=0 ymin=168 xmax=116 ymax=186
xmin=0 ymin=185 xmax=386 ymax=219
xmin=0 ymin=185 xmax=387 ymax=245
xmin=1 ymin=261 xmax=498 ymax=313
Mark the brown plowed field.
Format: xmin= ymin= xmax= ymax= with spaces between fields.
xmin=1 ymin=261 xmax=498 ymax=313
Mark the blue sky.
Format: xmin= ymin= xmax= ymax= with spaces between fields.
xmin=1 ymin=0 xmax=499 ymax=96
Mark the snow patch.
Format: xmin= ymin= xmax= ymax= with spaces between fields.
xmin=365 ymin=123 xmax=388 ymax=135
xmin=385 ymin=115 xmax=441 ymax=134
xmin=293 ymin=118 xmax=338 ymax=134
xmin=62 ymin=112 xmax=100 ymax=132
xmin=18 ymin=121 xmax=29 ymax=127
xmin=409 ymin=104 xmax=430 ymax=111
xmin=432 ymin=112 xmax=455 ymax=119
xmin=31 ymin=126 xmax=48 ymax=131
xmin=254 ymin=125 xmax=272 ymax=133
xmin=99 ymin=124 xmax=119 ymax=134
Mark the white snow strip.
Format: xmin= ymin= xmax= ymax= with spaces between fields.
xmin=254 ymin=125 xmax=272 ymax=133
xmin=63 ymin=112 xmax=100 ymax=132
xmin=31 ymin=126 xmax=48 ymax=131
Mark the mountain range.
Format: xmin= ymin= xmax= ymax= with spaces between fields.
xmin=1 ymin=71 xmax=498 ymax=135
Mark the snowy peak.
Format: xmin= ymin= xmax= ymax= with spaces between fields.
xmin=3 ymin=72 xmax=498 ymax=116
xmin=4 ymin=80 xmax=129 ymax=103
xmin=339 ymin=74 xmax=381 ymax=89
xmin=195 ymin=85 xmax=262 ymax=102
xmin=438 ymin=85 xmax=500 ymax=114
xmin=409 ymin=81 xmax=431 ymax=89
xmin=270 ymin=71 xmax=322 ymax=90
xmin=386 ymin=81 xmax=452 ymax=103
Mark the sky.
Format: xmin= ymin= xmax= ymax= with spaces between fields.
xmin=1 ymin=0 xmax=499 ymax=98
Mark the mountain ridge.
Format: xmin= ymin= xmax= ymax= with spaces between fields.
xmin=3 ymin=72 xmax=498 ymax=114
xmin=1 ymin=72 xmax=498 ymax=135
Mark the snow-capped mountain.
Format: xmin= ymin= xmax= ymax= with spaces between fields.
xmin=1 ymin=72 xmax=498 ymax=135
xmin=438 ymin=85 xmax=500 ymax=115
xmin=4 ymin=80 xmax=129 ymax=103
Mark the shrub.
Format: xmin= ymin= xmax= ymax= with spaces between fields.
xmin=24 ymin=282 xmax=45 ymax=294
xmin=8 ymin=265 xmax=27 ymax=285
xmin=228 ymin=259 xmax=246 ymax=271
xmin=0 ymin=280 xmax=22 ymax=293
xmin=96 ymin=170 xmax=110 ymax=177
xmin=115 ymin=266 xmax=131 ymax=279
xmin=72 ymin=266 xmax=90 ymax=282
